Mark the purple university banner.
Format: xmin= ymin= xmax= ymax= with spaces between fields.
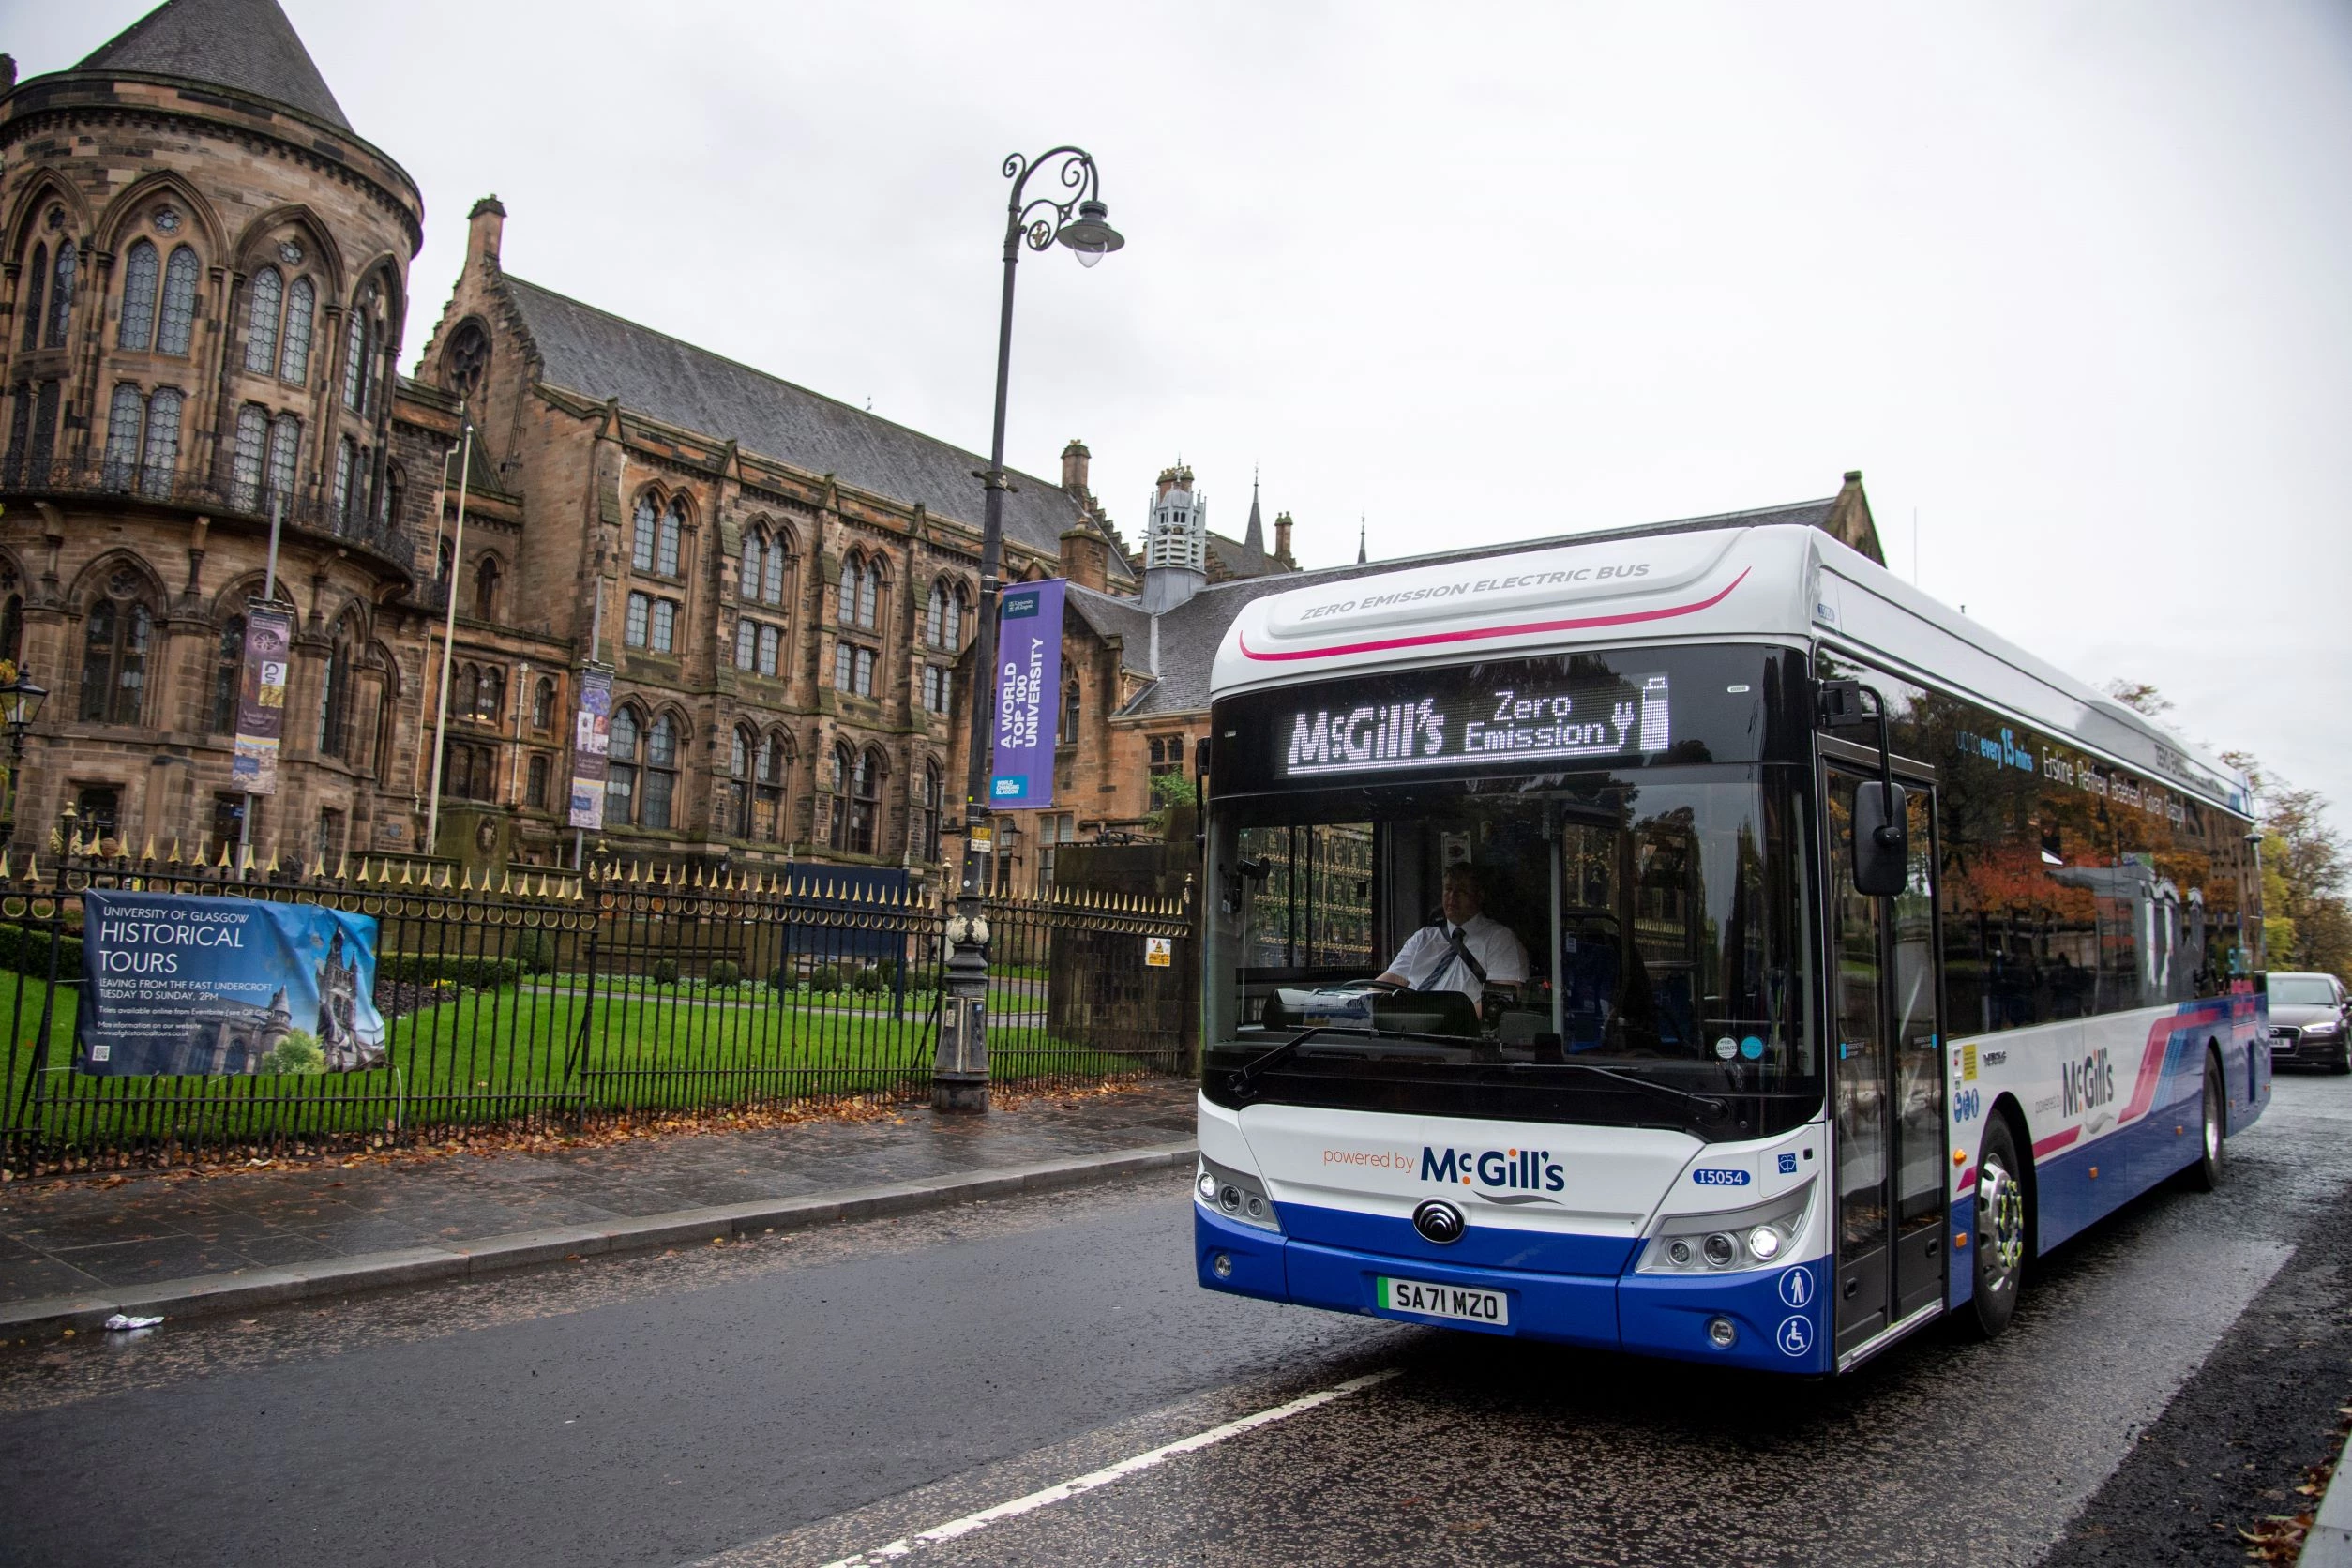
xmin=229 ymin=600 xmax=294 ymax=796
xmin=988 ymin=578 xmax=1065 ymax=809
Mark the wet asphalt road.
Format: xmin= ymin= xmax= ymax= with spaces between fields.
xmin=4 ymin=1077 xmax=2349 ymax=1568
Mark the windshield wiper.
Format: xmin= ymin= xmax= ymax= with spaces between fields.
xmin=1530 ymin=1060 xmax=1734 ymax=1120
xmin=1228 ymin=1025 xmax=1473 ymax=1098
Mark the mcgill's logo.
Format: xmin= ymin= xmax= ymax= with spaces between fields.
xmin=1421 ymin=1146 xmax=1564 ymax=1193
xmin=2060 ymin=1047 xmax=2116 ymax=1117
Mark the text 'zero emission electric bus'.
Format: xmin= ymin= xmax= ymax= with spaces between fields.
xmin=1193 ymin=514 xmax=2267 ymax=1375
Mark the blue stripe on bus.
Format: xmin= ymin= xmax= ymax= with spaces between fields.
xmin=1196 ymin=1203 xmax=1832 ymax=1374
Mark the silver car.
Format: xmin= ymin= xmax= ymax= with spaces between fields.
xmin=2268 ymin=972 xmax=2350 ymax=1074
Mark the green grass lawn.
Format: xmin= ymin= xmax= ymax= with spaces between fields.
xmin=1 ymin=966 xmax=1167 ymax=1155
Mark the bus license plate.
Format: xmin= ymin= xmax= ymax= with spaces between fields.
xmin=1376 ymin=1276 xmax=1508 ymax=1326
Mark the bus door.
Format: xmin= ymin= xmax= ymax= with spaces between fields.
xmin=1824 ymin=763 xmax=1947 ymax=1357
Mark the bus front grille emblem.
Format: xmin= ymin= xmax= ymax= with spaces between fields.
xmin=1413 ymin=1199 xmax=1466 ymax=1244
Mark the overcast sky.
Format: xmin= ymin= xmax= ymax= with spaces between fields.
xmin=23 ymin=2 xmax=2352 ymax=817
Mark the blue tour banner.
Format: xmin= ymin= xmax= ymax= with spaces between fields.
xmin=988 ymin=578 xmax=1065 ymax=809
xmin=75 ymin=891 xmax=388 ymax=1077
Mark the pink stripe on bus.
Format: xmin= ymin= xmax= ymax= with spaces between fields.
xmin=1237 ymin=569 xmax=1753 ymax=663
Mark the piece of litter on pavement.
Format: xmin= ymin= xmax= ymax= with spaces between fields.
xmin=103 ymin=1314 xmax=163 ymax=1332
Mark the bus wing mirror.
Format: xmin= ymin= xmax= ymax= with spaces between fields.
xmin=1853 ymin=781 xmax=1909 ymax=897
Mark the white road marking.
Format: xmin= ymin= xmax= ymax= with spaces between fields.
xmin=817 ymin=1369 xmax=1400 ymax=1567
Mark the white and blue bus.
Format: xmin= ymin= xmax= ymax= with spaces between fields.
xmin=1194 ymin=516 xmax=2267 ymax=1374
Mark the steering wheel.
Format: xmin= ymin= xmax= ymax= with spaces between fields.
xmin=1356 ymin=977 xmax=1412 ymax=993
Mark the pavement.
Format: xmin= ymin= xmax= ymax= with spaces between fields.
xmin=0 ymin=1080 xmax=1198 ymax=1335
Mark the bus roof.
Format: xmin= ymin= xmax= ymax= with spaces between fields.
xmin=1210 ymin=520 xmax=2252 ymax=817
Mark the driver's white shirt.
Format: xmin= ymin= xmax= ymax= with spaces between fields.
xmin=1384 ymin=913 xmax=1529 ymax=999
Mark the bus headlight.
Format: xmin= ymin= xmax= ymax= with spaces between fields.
xmin=1196 ymin=1155 xmax=1282 ymax=1234
xmin=1637 ymin=1180 xmax=1815 ymax=1274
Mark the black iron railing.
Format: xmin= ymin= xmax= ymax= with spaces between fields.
xmin=0 ymin=844 xmax=1192 ymax=1172
xmin=0 ymin=460 xmax=416 ymax=568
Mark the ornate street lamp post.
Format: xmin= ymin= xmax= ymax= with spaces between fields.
xmin=0 ymin=669 xmax=49 ymax=852
xmin=938 ymin=148 xmax=1124 ymax=1113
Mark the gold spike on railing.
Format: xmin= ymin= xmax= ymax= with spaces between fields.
xmin=334 ymin=852 xmax=349 ymax=882
xmin=141 ymin=836 xmax=157 ymax=864
xmin=460 ymin=864 xmax=475 ymax=893
xmin=167 ymin=838 xmax=182 ymax=866
xmin=494 ymin=868 xmax=509 ymax=896
xmin=23 ymin=853 xmax=36 ymax=882
xmin=265 ymin=850 xmax=280 ymax=877
xmin=396 ymin=858 xmax=412 ymax=886
xmin=0 ymin=851 xmax=11 ymax=882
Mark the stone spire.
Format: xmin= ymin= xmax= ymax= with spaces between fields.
xmin=1244 ymin=468 xmax=1265 ymax=556
xmin=1357 ymin=517 xmax=1367 ymax=565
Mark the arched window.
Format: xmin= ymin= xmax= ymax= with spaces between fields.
xmin=532 ymin=677 xmax=555 ymax=731
xmin=44 ymin=241 xmax=75 ymax=349
xmin=243 ymin=266 xmax=282 ymax=373
xmin=318 ymin=621 xmax=355 ymax=759
xmin=474 ymin=554 xmax=501 ymax=620
xmin=140 ymin=388 xmax=181 ymax=497
xmin=918 ymin=761 xmax=942 ymax=863
xmin=158 ymin=246 xmax=199 ymax=357
xmin=341 ymin=292 xmax=376 ymax=415
xmin=384 ymin=461 xmax=405 ymax=527
xmin=756 ymin=731 xmax=790 ymax=842
xmin=210 ymin=614 xmax=244 ymax=733
xmin=853 ymin=561 xmax=882 ymax=629
xmin=607 ymin=706 xmax=640 ymax=824
xmin=851 ymin=747 xmax=882 ymax=855
xmin=476 ymin=666 xmax=505 ymax=724
xmin=279 ymin=277 xmax=314 ymax=384
xmin=527 ymin=755 xmax=550 ymax=809
xmin=657 ymin=501 xmax=684 ymax=577
xmin=827 ymin=742 xmax=856 ymax=852
xmin=78 ymin=574 xmax=154 ymax=726
xmin=103 ymin=385 xmax=143 ymax=489
xmin=739 ymin=528 xmax=763 ymax=600
xmin=631 ymin=494 xmax=658 ymax=572
xmin=642 ymin=713 xmax=678 ymax=829
xmin=435 ymin=536 xmax=455 ymax=596
xmin=1062 ymin=677 xmax=1081 ymax=743
xmin=20 ymin=244 xmax=43 ymax=353
xmin=118 ymin=240 xmax=158 ymax=351
xmin=0 ymin=595 xmax=23 ymax=668
xmin=265 ymin=414 xmax=301 ymax=507
xmin=230 ymin=404 xmax=267 ymax=510
xmin=333 ymin=436 xmax=358 ymax=523
xmin=763 ymin=533 xmax=787 ymax=604
xmin=727 ymin=725 xmax=755 ymax=836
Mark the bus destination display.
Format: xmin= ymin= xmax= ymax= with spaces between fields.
xmin=1280 ymin=672 xmax=1670 ymax=778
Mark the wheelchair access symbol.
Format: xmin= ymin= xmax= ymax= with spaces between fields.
xmin=1776 ymin=1267 xmax=1814 ymax=1308
xmin=1776 ymin=1315 xmax=1815 ymax=1358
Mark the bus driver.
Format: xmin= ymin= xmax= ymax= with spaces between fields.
xmin=1375 ymin=864 xmax=1529 ymax=1013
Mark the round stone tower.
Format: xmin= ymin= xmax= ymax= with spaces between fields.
xmin=0 ymin=0 xmax=426 ymax=862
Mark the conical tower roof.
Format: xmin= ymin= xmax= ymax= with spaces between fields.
xmin=1244 ymin=470 xmax=1265 ymax=555
xmin=78 ymin=0 xmax=352 ymax=131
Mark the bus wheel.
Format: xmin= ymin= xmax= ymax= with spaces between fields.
xmin=2184 ymin=1057 xmax=2226 ymax=1191
xmin=1966 ymin=1120 xmax=2028 ymax=1340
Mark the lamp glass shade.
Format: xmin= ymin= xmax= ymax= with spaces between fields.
xmin=0 ymin=675 xmax=47 ymax=731
xmin=1055 ymin=200 xmax=1123 ymax=265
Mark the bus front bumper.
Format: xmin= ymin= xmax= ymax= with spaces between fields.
xmin=1196 ymin=1204 xmax=1832 ymax=1375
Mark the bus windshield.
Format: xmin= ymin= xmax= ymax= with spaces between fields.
xmin=1202 ymin=766 xmax=1819 ymax=1141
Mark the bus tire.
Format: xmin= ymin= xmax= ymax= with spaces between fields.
xmin=1965 ymin=1118 xmax=2028 ymax=1340
xmin=2184 ymin=1056 xmax=2226 ymax=1191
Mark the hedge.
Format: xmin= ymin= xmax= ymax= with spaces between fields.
xmin=377 ymin=952 xmax=526 ymax=991
xmin=0 ymin=923 xmax=82 ymax=980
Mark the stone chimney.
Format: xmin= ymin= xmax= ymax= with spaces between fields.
xmin=1061 ymin=439 xmax=1091 ymax=495
xmin=466 ymin=194 xmax=507 ymax=275
xmin=1821 ymin=470 xmax=1886 ymax=565
xmin=1273 ymin=511 xmax=1295 ymax=569
xmin=1060 ymin=520 xmax=1109 ymax=593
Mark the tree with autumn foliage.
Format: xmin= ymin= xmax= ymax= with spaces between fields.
xmin=2105 ymin=681 xmax=2349 ymax=981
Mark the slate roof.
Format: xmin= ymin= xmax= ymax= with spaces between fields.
xmin=1206 ymin=530 xmax=1283 ymax=581
xmin=500 ymin=276 xmax=1129 ymax=574
xmin=1110 ymin=495 xmax=1836 ymax=717
xmin=76 ymin=0 xmax=353 ymax=131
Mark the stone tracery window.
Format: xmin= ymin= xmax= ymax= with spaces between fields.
xmin=641 ymin=712 xmax=678 ymax=829
xmin=158 ymin=247 xmax=199 ymax=357
xmin=118 ymin=240 xmax=159 ymax=351
xmin=244 ymin=266 xmax=283 ymax=373
xmin=756 ymin=731 xmax=790 ymax=842
xmin=926 ymin=580 xmax=967 ymax=649
xmin=607 ymin=705 xmax=640 ymax=824
xmin=445 ymin=322 xmax=490 ymax=398
xmin=43 ymin=240 xmax=75 ymax=349
xmin=20 ymin=243 xmax=44 ymax=353
xmin=279 ymin=277 xmax=315 ymax=384
xmin=658 ymin=501 xmax=684 ymax=577
xmin=231 ymin=405 xmax=268 ymax=511
xmin=79 ymin=569 xmax=154 ymax=726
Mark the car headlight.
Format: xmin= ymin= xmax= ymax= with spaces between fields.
xmin=1196 ymin=1154 xmax=1282 ymax=1233
xmin=1638 ymin=1180 xmax=1815 ymax=1274
xmin=2303 ymin=1022 xmax=2343 ymax=1039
